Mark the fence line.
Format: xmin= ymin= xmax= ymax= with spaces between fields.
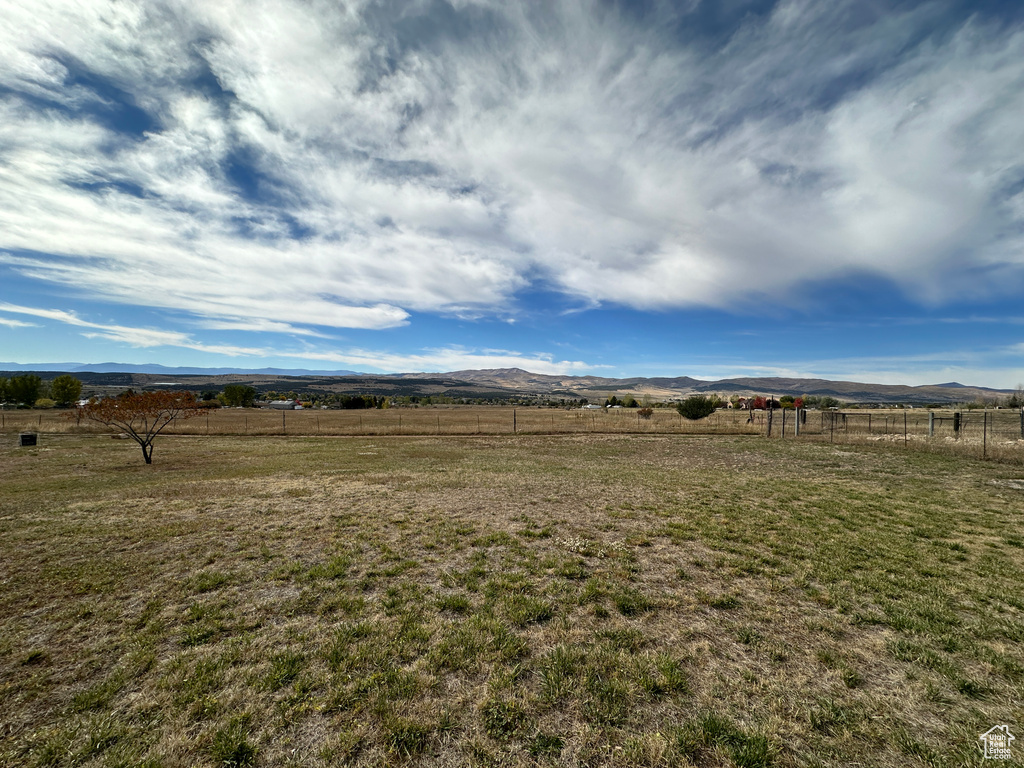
xmin=5 ymin=406 xmax=1022 ymax=462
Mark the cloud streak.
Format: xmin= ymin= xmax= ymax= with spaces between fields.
xmin=0 ymin=301 xmax=590 ymax=374
xmin=1 ymin=0 xmax=1023 ymax=339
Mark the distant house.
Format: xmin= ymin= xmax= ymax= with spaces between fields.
xmin=266 ymin=400 xmax=298 ymax=410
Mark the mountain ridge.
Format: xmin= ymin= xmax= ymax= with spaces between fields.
xmin=0 ymin=364 xmax=1013 ymax=404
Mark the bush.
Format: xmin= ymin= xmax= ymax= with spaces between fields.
xmin=638 ymin=407 xmax=654 ymax=420
xmin=676 ymin=395 xmax=717 ymax=420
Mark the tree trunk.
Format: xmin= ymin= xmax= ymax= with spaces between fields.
xmin=142 ymin=442 xmax=153 ymax=464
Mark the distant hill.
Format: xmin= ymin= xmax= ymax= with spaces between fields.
xmin=0 ymin=364 xmax=1012 ymax=404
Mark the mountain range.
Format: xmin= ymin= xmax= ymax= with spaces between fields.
xmin=0 ymin=363 xmax=1013 ymax=404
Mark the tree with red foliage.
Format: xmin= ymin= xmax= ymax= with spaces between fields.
xmin=77 ymin=390 xmax=201 ymax=464
xmin=794 ymin=397 xmax=804 ymax=409
xmin=751 ymin=396 xmax=768 ymax=410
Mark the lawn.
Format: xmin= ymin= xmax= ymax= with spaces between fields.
xmin=1 ymin=433 xmax=1023 ymax=767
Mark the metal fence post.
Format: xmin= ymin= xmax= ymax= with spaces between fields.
xmin=794 ymin=408 xmax=801 ymax=436
xmin=983 ymin=410 xmax=987 ymax=458
xmin=928 ymin=411 xmax=934 ymax=437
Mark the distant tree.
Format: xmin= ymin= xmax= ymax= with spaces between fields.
xmin=1008 ymin=384 xmax=1024 ymax=409
xmin=751 ymin=396 xmax=768 ymax=410
xmin=794 ymin=397 xmax=804 ymax=409
xmin=779 ymin=395 xmax=795 ymax=409
xmin=0 ymin=377 xmax=8 ymax=403
xmin=222 ymin=384 xmax=258 ymax=408
xmin=638 ymin=407 xmax=654 ymax=420
xmin=819 ymin=396 xmax=841 ymax=409
xmin=200 ymin=390 xmax=220 ymax=402
xmin=76 ymin=390 xmax=201 ymax=464
xmin=9 ymin=374 xmax=43 ymax=407
xmin=606 ymin=395 xmax=619 ymax=407
xmin=622 ymin=396 xmax=639 ymax=408
xmin=50 ymin=375 xmax=83 ymax=407
xmin=676 ymin=395 xmax=717 ymax=420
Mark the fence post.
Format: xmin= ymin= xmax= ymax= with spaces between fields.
xmin=953 ymin=411 xmax=961 ymax=439
xmin=1020 ymin=407 xmax=1023 ymax=439
xmin=795 ymin=408 xmax=801 ymax=436
xmin=282 ymin=410 xmax=286 ymax=435
xmin=513 ymin=409 xmax=517 ymax=434
xmin=928 ymin=412 xmax=934 ymax=437
xmin=983 ymin=410 xmax=987 ymax=458
xmin=904 ymin=411 xmax=908 ymax=447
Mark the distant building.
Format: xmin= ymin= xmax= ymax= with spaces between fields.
xmin=266 ymin=400 xmax=298 ymax=410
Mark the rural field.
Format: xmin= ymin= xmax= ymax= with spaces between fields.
xmin=2 ymin=430 xmax=1024 ymax=767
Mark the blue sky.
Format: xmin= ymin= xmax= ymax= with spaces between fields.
xmin=2 ymin=0 xmax=1024 ymax=387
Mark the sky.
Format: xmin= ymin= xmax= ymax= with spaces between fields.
xmin=2 ymin=0 xmax=1024 ymax=388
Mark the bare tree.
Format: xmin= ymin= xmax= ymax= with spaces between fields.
xmin=76 ymin=390 xmax=201 ymax=464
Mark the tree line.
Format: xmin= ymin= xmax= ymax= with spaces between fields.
xmin=0 ymin=374 xmax=82 ymax=407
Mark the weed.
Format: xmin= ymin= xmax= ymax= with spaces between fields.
xmin=436 ymin=593 xmax=473 ymax=614
xmin=209 ymin=716 xmax=258 ymax=767
xmin=503 ymin=594 xmax=555 ymax=626
xmin=612 ymin=586 xmax=655 ymax=616
xmin=481 ymin=699 xmax=531 ymax=739
xmin=382 ymin=716 xmax=432 ymax=758
xmin=261 ymin=650 xmax=305 ymax=691
xmin=528 ymin=731 xmax=564 ymax=757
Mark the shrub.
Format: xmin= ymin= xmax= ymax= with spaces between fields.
xmin=676 ymin=395 xmax=717 ymax=420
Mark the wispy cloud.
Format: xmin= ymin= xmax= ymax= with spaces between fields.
xmin=0 ymin=316 xmax=36 ymax=328
xmin=0 ymin=0 xmax=1022 ymax=339
xmin=0 ymin=302 xmax=265 ymax=356
xmin=0 ymin=301 xmax=590 ymax=374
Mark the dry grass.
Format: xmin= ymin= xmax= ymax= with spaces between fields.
xmin=2 ymin=432 xmax=1024 ymax=767
xmin=3 ymin=404 xmax=764 ymax=438
xmin=6 ymin=406 xmax=1021 ymax=467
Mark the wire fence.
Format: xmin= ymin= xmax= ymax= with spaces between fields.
xmin=770 ymin=407 xmax=1024 ymax=462
xmin=4 ymin=405 xmax=1023 ymax=463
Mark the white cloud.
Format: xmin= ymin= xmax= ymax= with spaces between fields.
xmin=0 ymin=316 xmax=36 ymax=328
xmin=1 ymin=0 xmax=1023 ymax=333
xmin=0 ymin=301 xmax=592 ymax=374
xmin=0 ymin=302 xmax=265 ymax=355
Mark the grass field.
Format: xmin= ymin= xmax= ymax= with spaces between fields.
xmin=2 ymin=432 xmax=1024 ymax=766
